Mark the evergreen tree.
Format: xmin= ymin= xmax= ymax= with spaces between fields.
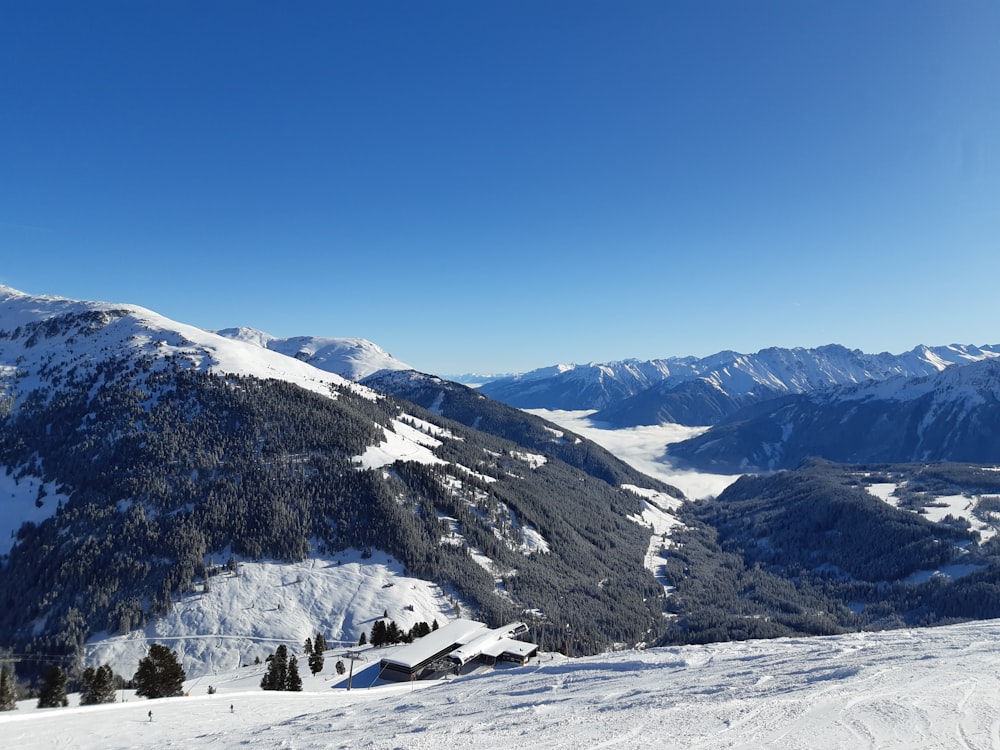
xmin=80 ymin=665 xmax=117 ymax=705
xmin=358 ymin=631 xmax=367 ymax=646
xmin=303 ymin=637 xmax=313 ymax=657
xmin=371 ymin=620 xmax=387 ymax=647
xmin=133 ymin=644 xmax=186 ymax=699
xmin=286 ymin=655 xmax=302 ymax=692
xmin=260 ymin=645 xmax=288 ymax=691
xmin=37 ymin=666 xmax=68 ymax=708
xmin=308 ymin=633 xmax=325 ymax=675
xmin=386 ymin=620 xmax=401 ymax=644
xmin=0 ymin=665 xmax=18 ymax=711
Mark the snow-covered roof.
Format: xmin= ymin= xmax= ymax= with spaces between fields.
xmin=447 ymin=622 xmax=531 ymax=666
xmin=380 ymin=618 xmax=487 ymax=670
xmin=480 ymin=637 xmax=537 ymax=659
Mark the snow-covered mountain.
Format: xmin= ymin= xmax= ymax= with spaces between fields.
xmin=0 ymin=285 xmax=352 ymax=404
xmin=0 ymin=285 xmax=674 ymax=669
xmin=215 ymin=327 xmax=411 ymax=381
xmin=480 ymin=344 xmax=1000 ymax=427
xmin=478 ymin=359 xmax=679 ymax=411
xmin=668 ymin=357 xmax=1000 ymax=472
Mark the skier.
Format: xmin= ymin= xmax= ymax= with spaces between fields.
xmin=148 ymin=710 xmax=152 ymax=722
xmin=230 ymin=704 xmax=234 ymax=713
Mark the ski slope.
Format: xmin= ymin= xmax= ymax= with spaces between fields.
xmin=5 ymin=618 xmax=1000 ymax=748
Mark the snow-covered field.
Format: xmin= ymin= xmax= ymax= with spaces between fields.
xmin=7 ymin=619 xmax=1000 ymax=749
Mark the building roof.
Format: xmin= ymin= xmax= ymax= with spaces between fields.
xmin=448 ymin=622 xmax=533 ymax=665
xmin=379 ymin=618 xmax=487 ymax=670
xmin=480 ymin=637 xmax=537 ymax=659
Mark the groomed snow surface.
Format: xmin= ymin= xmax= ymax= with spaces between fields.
xmin=7 ymin=619 xmax=1000 ymax=748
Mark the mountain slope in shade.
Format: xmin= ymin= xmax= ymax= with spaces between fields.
xmin=667 ymin=358 xmax=1000 ymax=472
xmin=481 ymin=344 xmax=1000 ymax=427
xmin=216 ymin=327 xmax=411 ymax=380
xmin=361 ymin=369 xmax=683 ymax=497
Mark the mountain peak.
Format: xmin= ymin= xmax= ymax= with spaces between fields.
xmin=215 ymin=331 xmax=412 ymax=381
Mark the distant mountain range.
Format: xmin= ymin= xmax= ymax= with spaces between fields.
xmin=479 ymin=344 xmax=1000 ymax=428
xmin=667 ymin=357 xmax=1000 ymax=472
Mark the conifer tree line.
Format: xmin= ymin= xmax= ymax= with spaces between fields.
xmin=80 ymin=664 xmax=117 ymax=705
xmin=36 ymin=666 xmax=69 ymax=708
xmin=0 ymin=657 xmax=125 ymax=711
xmin=367 ymin=618 xmax=436 ymax=647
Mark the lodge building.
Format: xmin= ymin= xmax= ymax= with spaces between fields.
xmin=377 ymin=618 xmax=538 ymax=681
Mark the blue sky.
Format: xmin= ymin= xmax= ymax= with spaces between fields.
xmin=2 ymin=1 xmax=998 ymax=375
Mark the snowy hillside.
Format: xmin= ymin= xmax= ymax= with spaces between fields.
xmin=85 ymin=550 xmax=460 ymax=679
xmin=215 ymin=327 xmax=412 ymax=380
xmin=6 ymin=618 xmax=1000 ymax=749
xmin=0 ymin=286 xmax=443 ymax=563
xmin=0 ymin=285 xmax=352 ymax=403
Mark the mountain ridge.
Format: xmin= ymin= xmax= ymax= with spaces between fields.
xmin=479 ymin=343 xmax=1000 ymax=427
xmin=667 ymin=358 xmax=1000 ymax=472
xmin=216 ymin=327 xmax=412 ymax=381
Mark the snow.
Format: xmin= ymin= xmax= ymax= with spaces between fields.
xmin=623 ymin=485 xmax=684 ymax=595
xmin=510 ymin=514 xmax=550 ymax=555
xmin=12 ymin=287 xmax=1000 ymax=744
xmin=215 ymin=328 xmax=412 ymax=381
xmin=865 ymin=482 xmax=900 ymax=506
xmin=84 ymin=551 xmax=460 ymax=679
xmin=903 ymin=563 xmax=985 ymax=584
xmin=0 ymin=286 xmax=356 ymax=405
xmin=0 ymin=470 xmax=68 ymax=556
xmin=9 ymin=619 xmax=1000 ymax=748
xmin=510 ymin=450 xmax=547 ymax=469
xmin=866 ymin=482 xmax=999 ymax=542
xmin=528 ymin=409 xmax=741 ymax=500
xmin=919 ymin=493 xmax=973 ymax=523
xmin=917 ymin=493 xmax=998 ymax=542
xmin=352 ymin=418 xmax=447 ymax=470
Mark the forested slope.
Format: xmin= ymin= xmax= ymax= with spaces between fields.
xmin=662 ymin=461 xmax=1000 ymax=645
